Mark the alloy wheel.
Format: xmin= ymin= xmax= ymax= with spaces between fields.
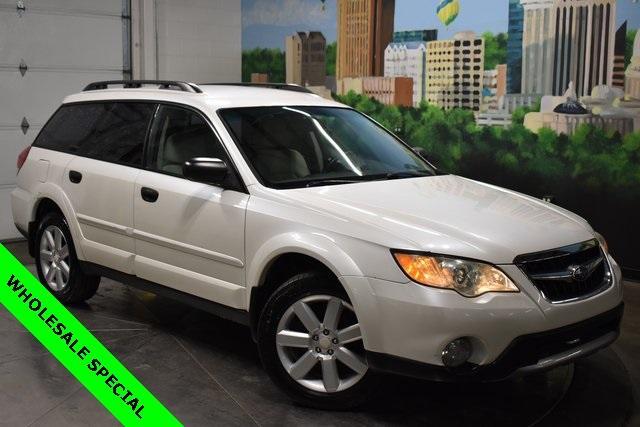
xmin=276 ymin=295 xmax=367 ymax=393
xmin=39 ymin=225 xmax=71 ymax=291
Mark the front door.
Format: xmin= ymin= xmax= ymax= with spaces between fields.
xmin=133 ymin=105 xmax=248 ymax=309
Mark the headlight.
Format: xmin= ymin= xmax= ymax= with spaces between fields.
xmin=594 ymin=232 xmax=608 ymax=253
xmin=392 ymin=252 xmax=519 ymax=297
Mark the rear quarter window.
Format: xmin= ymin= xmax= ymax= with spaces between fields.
xmin=34 ymin=102 xmax=155 ymax=167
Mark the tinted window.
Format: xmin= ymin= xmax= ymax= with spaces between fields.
xmin=35 ymin=104 xmax=99 ymax=154
xmin=146 ymin=105 xmax=227 ymax=176
xmin=35 ymin=102 xmax=155 ymax=167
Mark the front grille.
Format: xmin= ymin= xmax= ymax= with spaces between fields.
xmin=515 ymin=239 xmax=612 ymax=303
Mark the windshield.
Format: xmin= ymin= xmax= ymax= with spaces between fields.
xmin=219 ymin=106 xmax=436 ymax=189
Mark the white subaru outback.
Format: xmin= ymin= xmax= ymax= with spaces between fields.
xmin=12 ymin=81 xmax=623 ymax=409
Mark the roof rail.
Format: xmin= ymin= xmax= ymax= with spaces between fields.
xmin=83 ymin=80 xmax=203 ymax=94
xmin=200 ymin=83 xmax=314 ymax=94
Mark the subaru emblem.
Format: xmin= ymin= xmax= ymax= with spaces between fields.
xmin=570 ymin=265 xmax=588 ymax=282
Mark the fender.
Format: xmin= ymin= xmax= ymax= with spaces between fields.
xmin=245 ymin=231 xmax=364 ymax=308
xmin=30 ymin=182 xmax=87 ymax=261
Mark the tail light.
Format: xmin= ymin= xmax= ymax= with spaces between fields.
xmin=17 ymin=145 xmax=32 ymax=172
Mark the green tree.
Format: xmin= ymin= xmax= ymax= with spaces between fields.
xmin=354 ymin=96 xmax=380 ymax=117
xmin=483 ymin=32 xmax=508 ymax=70
xmin=333 ymin=91 xmax=640 ymax=194
xmin=509 ymin=98 xmax=540 ymax=126
xmin=336 ymin=90 xmax=362 ymax=108
xmin=242 ymin=48 xmax=285 ymax=83
xmin=511 ymin=106 xmax=530 ymax=125
xmin=326 ymin=42 xmax=337 ymax=77
xmin=376 ymin=104 xmax=403 ymax=134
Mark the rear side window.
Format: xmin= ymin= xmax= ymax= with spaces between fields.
xmin=34 ymin=102 xmax=155 ymax=167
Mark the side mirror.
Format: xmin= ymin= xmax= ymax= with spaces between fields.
xmin=183 ymin=157 xmax=228 ymax=186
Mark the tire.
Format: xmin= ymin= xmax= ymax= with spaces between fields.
xmin=34 ymin=212 xmax=100 ymax=304
xmin=257 ymin=271 xmax=377 ymax=410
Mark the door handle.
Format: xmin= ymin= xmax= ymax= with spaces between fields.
xmin=69 ymin=170 xmax=82 ymax=184
xmin=140 ymin=187 xmax=159 ymax=203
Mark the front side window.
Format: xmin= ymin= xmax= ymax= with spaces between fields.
xmin=219 ymin=106 xmax=435 ymax=189
xmin=35 ymin=102 xmax=155 ymax=167
xmin=146 ymin=105 xmax=228 ymax=176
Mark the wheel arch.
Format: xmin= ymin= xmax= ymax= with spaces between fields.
xmin=27 ymin=197 xmax=64 ymax=257
xmin=28 ymin=183 xmax=84 ymax=260
xmin=246 ymin=234 xmax=364 ymax=341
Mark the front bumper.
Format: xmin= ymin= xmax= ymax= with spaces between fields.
xmin=366 ymin=302 xmax=623 ymax=382
xmin=340 ymin=254 xmax=623 ymax=371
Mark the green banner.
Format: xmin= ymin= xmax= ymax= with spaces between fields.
xmin=0 ymin=244 xmax=182 ymax=426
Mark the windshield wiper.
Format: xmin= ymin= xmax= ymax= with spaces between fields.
xmin=304 ymin=171 xmax=432 ymax=187
xmin=305 ymin=179 xmax=362 ymax=188
xmin=382 ymin=171 xmax=433 ymax=180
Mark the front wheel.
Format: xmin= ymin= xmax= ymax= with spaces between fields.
xmin=257 ymin=272 xmax=376 ymax=410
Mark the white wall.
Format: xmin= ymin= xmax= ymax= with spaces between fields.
xmin=132 ymin=0 xmax=241 ymax=83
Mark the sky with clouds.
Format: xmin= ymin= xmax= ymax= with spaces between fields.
xmin=242 ymin=0 xmax=640 ymax=50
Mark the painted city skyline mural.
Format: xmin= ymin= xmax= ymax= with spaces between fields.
xmin=242 ymin=0 xmax=640 ymax=275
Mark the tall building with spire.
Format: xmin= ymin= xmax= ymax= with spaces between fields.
xmin=336 ymin=0 xmax=395 ymax=79
xmin=521 ymin=0 xmax=617 ymax=97
xmin=626 ymin=32 xmax=640 ymax=100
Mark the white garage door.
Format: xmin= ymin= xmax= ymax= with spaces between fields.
xmin=0 ymin=0 xmax=130 ymax=240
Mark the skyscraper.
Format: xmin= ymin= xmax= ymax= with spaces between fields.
xmin=521 ymin=0 xmax=617 ymax=97
xmin=507 ymin=0 xmax=524 ymax=94
xmin=285 ymin=32 xmax=326 ymax=86
xmin=613 ymin=22 xmax=627 ymax=89
xmin=552 ymin=0 xmax=617 ymax=97
xmin=426 ymin=32 xmax=485 ymax=111
xmin=521 ymin=0 xmax=557 ymax=95
xmin=336 ymin=0 xmax=395 ymax=79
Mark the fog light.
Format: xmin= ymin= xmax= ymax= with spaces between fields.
xmin=442 ymin=338 xmax=472 ymax=368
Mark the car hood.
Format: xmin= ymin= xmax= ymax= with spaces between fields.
xmin=276 ymin=175 xmax=595 ymax=264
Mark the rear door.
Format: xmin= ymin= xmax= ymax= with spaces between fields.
xmin=133 ymin=104 xmax=249 ymax=309
xmin=0 ymin=0 xmax=130 ymax=239
xmin=58 ymin=102 xmax=155 ymax=273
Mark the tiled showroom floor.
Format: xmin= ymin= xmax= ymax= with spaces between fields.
xmin=1 ymin=242 xmax=639 ymax=426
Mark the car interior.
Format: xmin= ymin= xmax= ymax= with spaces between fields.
xmin=152 ymin=107 xmax=227 ymax=176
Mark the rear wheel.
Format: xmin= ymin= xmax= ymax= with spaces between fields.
xmin=257 ymin=272 xmax=376 ymax=409
xmin=35 ymin=212 xmax=100 ymax=304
